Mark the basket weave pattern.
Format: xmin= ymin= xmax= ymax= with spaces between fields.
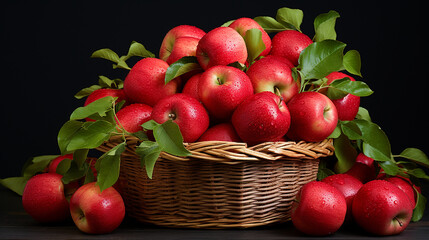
xmin=97 ymin=136 xmax=334 ymax=229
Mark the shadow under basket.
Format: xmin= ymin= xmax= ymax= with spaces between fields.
xmin=97 ymin=136 xmax=334 ymax=229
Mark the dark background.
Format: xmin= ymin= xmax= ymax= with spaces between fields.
xmin=1 ymin=0 xmax=427 ymax=182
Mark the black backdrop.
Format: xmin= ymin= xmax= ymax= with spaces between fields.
xmin=1 ymin=0 xmax=427 ymax=180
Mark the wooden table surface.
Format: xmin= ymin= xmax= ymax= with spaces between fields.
xmin=1 ymin=187 xmax=428 ymax=240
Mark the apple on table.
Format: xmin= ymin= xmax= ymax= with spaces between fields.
xmin=70 ymin=182 xmax=125 ymax=234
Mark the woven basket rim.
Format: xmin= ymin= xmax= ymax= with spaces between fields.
xmin=97 ymin=135 xmax=334 ymax=165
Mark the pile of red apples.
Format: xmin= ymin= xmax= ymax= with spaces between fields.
xmin=292 ymin=153 xmax=420 ymax=236
xmin=20 ymin=17 xmax=416 ymax=236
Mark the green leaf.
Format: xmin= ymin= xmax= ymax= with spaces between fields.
xmin=343 ymin=50 xmax=362 ymax=77
xmin=96 ymin=142 xmax=126 ymax=191
xmin=0 ymin=177 xmax=29 ymax=196
xmin=73 ymin=149 xmax=89 ymax=168
xmin=136 ymin=141 xmax=162 ymax=179
xmin=378 ymin=160 xmax=400 ymax=176
xmin=298 ymin=40 xmax=347 ymax=80
xmin=58 ymin=120 xmax=84 ymax=154
xmin=397 ymin=148 xmax=429 ymax=168
xmin=412 ymin=191 xmax=427 ymax=222
xmin=244 ymin=28 xmax=266 ymax=63
xmin=356 ymin=107 xmax=372 ymax=122
xmin=142 ymin=119 xmax=160 ymax=131
xmin=407 ymin=168 xmax=429 ymax=180
xmin=328 ymin=124 xmax=341 ymax=139
xmin=353 ymin=119 xmax=392 ymax=162
xmin=74 ymin=85 xmax=102 ymax=99
xmin=70 ymin=96 xmax=115 ymax=120
xmin=61 ymin=160 xmax=88 ymax=184
xmin=55 ymin=158 xmax=72 ymax=176
xmin=253 ymin=16 xmax=290 ymax=33
xmin=340 ymin=121 xmax=362 ymax=140
xmin=126 ymin=41 xmax=155 ymax=59
xmin=221 ymin=19 xmax=235 ymax=27
xmin=275 ymin=7 xmax=303 ymax=31
xmin=91 ymin=48 xmax=120 ymax=63
xmin=165 ymin=56 xmax=202 ymax=84
xmin=22 ymin=155 xmax=58 ymax=178
xmin=98 ymin=75 xmax=124 ymax=89
xmin=333 ymin=133 xmax=358 ymax=173
xmin=313 ymin=10 xmax=340 ymax=42
xmin=65 ymin=120 xmax=116 ymax=152
xmin=327 ymin=78 xmax=373 ymax=98
xmin=113 ymin=56 xmax=131 ymax=70
xmin=153 ymin=120 xmax=191 ymax=156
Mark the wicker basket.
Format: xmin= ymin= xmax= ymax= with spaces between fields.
xmin=97 ymin=135 xmax=334 ymax=229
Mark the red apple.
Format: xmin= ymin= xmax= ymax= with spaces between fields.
xmin=70 ymin=182 xmax=125 ymax=234
xmin=228 ymin=17 xmax=271 ymax=56
xmin=325 ymin=72 xmax=361 ymax=121
xmin=246 ymin=55 xmax=300 ymax=103
xmin=123 ymin=58 xmax=181 ymax=106
xmin=84 ymin=88 xmax=126 ymax=107
xmin=352 ymin=180 xmax=413 ymax=235
xmin=115 ymin=103 xmax=152 ymax=133
xmin=385 ymin=176 xmax=416 ymax=207
xmin=345 ymin=153 xmax=376 ymax=183
xmin=159 ymin=25 xmax=205 ymax=64
xmin=198 ymin=65 xmax=254 ymax=121
xmin=22 ymin=173 xmax=70 ymax=223
xmin=291 ymin=181 xmax=347 ymax=236
xmin=48 ymin=154 xmax=74 ymax=173
xmin=231 ymin=91 xmax=290 ymax=145
xmin=182 ymin=73 xmax=202 ymax=101
xmin=270 ymin=30 xmax=313 ymax=66
xmin=286 ymin=91 xmax=338 ymax=142
xmin=196 ymin=27 xmax=247 ymax=70
xmin=198 ymin=123 xmax=241 ymax=142
xmin=151 ymin=93 xmax=210 ymax=143
xmin=263 ymin=55 xmax=295 ymax=68
xmin=321 ymin=174 xmax=363 ymax=222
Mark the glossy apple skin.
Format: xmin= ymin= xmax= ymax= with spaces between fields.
xmin=232 ymin=91 xmax=290 ymax=145
xmin=48 ymin=154 xmax=74 ymax=173
xmin=196 ymin=27 xmax=247 ymax=70
xmin=228 ymin=17 xmax=271 ymax=56
xmin=84 ymin=89 xmax=127 ymax=107
xmin=198 ymin=66 xmax=254 ymax=121
xmin=123 ymin=58 xmax=181 ymax=106
xmin=22 ymin=173 xmax=70 ymax=223
xmin=159 ymin=25 xmax=205 ymax=63
xmin=384 ymin=176 xmax=416 ymax=207
xmin=115 ymin=103 xmax=152 ymax=133
xmin=164 ymin=37 xmax=201 ymax=65
xmin=291 ymin=181 xmax=347 ymax=236
xmin=286 ymin=92 xmax=338 ymax=142
xmin=182 ymin=73 xmax=202 ymax=101
xmin=246 ymin=56 xmax=299 ymax=103
xmin=352 ymin=180 xmax=413 ymax=236
xmin=325 ymin=72 xmax=360 ymax=121
xmin=321 ymin=174 xmax=363 ymax=222
xmin=70 ymin=182 xmax=125 ymax=234
xmin=345 ymin=153 xmax=376 ymax=183
xmin=198 ymin=123 xmax=241 ymax=142
xmin=270 ymin=30 xmax=313 ymax=66
xmin=152 ymin=93 xmax=210 ymax=143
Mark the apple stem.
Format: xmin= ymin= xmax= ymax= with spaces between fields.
xmin=274 ymin=86 xmax=284 ymax=108
xmin=394 ymin=216 xmax=403 ymax=227
xmin=168 ymin=113 xmax=177 ymax=120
